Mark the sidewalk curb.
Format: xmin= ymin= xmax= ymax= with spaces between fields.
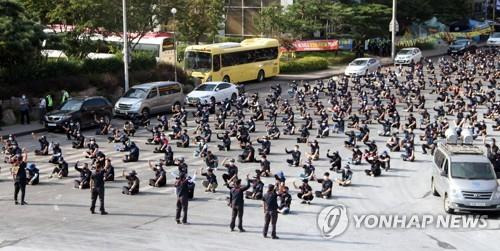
xmin=0 ymin=127 xmax=47 ymax=139
xmin=275 ymin=52 xmax=447 ymax=81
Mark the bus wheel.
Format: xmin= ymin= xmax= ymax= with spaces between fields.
xmin=223 ymin=75 xmax=230 ymax=83
xmin=257 ymin=70 xmax=265 ymax=82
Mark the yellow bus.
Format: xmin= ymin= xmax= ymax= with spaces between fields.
xmin=184 ymin=38 xmax=280 ymax=83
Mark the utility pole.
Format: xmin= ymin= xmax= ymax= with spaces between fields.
xmin=391 ymin=0 xmax=397 ymax=60
xmin=122 ymin=0 xmax=129 ymax=92
xmin=171 ymin=8 xmax=178 ymax=83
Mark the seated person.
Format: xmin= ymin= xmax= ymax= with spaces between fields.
xmin=297 ymin=125 xmax=309 ymax=143
xmin=300 ymin=158 xmax=316 ymax=181
xmin=123 ymin=120 xmax=136 ymax=136
xmin=315 ymin=172 xmax=333 ymax=199
xmin=32 ymin=133 xmax=49 ymax=155
xmin=401 ymin=143 xmax=415 ymax=162
xmin=153 ymin=134 xmax=169 ymax=153
xmin=176 ymin=130 xmax=190 ymax=148
xmin=293 ymin=179 xmax=314 ymax=204
xmin=278 ymin=186 xmax=292 ymax=215
xmin=74 ymin=161 xmax=92 ymax=189
xmin=305 ymin=140 xmax=320 ymax=161
xmin=258 ymin=154 xmax=271 ymax=177
xmin=285 ymin=145 xmax=301 ymax=167
xmin=122 ymin=170 xmax=140 ymax=195
xmin=326 ymin=150 xmax=342 ymax=171
xmin=26 ymin=163 xmax=40 ymax=185
xmin=72 ymin=132 xmax=85 ymax=149
xmin=217 ymin=132 xmax=231 ymax=151
xmin=200 ymin=167 xmax=218 ymax=192
xmin=238 ymin=142 xmax=256 ymax=163
xmin=336 ymin=164 xmax=353 ymax=186
xmin=163 ymin=146 xmax=175 ymax=166
xmin=386 ymin=133 xmax=400 ymax=151
xmin=49 ymin=143 xmax=62 ymax=164
xmin=245 ymin=174 xmax=264 ymax=200
xmin=256 ymin=136 xmax=271 ymax=155
xmin=84 ymin=138 xmax=99 ymax=159
xmin=49 ymin=156 xmax=68 ymax=179
xmin=365 ymin=157 xmax=382 ymax=177
xmin=148 ymin=160 xmax=167 ymax=187
xmin=351 ymin=146 xmax=363 ymax=165
xmin=104 ymin=158 xmax=115 ymax=181
xmin=204 ymin=151 xmax=218 ymax=169
xmin=123 ymin=142 xmax=139 ymax=162
xmin=379 ymin=151 xmax=391 ymax=171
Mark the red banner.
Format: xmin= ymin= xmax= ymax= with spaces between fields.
xmin=282 ymin=39 xmax=340 ymax=52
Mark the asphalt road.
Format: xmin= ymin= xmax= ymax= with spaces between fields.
xmin=0 ymin=59 xmax=499 ymax=251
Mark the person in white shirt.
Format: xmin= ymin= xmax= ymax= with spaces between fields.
xmin=38 ymin=98 xmax=47 ymax=124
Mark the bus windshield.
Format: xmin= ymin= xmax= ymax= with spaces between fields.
xmin=185 ymin=51 xmax=212 ymax=72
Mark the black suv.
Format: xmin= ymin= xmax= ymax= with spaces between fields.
xmin=44 ymin=96 xmax=113 ymax=131
xmin=447 ymin=38 xmax=477 ymax=55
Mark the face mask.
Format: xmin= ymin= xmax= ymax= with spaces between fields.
xmin=22 ymin=95 xmax=26 ymax=99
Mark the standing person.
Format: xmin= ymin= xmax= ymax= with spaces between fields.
xmin=45 ymin=93 xmax=53 ymax=112
xmin=38 ymin=97 xmax=47 ymax=124
xmin=175 ymin=173 xmax=190 ymax=224
xmin=11 ymin=156 xmax=27 ymax=205
xmin=19 ymin=94 xmax=30 ymax=125
xmin=61 ymin=89 xmax=70 ymax=105
xmin=227 ymin=176 xmax=251 ymax=232
xmin=262 ymin=184 xmax=279 ymax=239
xmin=90 ymin=163 xmax=107 ymax=215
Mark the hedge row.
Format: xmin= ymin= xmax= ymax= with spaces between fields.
xmin=280 ymin=56 xmax=329 ymax=73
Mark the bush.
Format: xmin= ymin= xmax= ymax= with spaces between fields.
xmin=280 ymin=56 xmax=329 ymax=73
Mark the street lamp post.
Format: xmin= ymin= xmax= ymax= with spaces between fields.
xmin=171 ymin=7 xmax=178 ymax=83
xmin=122 ymin=0 xmax=129 ymax=92
xmin=391 ymin=0 xmax=397 ymax=61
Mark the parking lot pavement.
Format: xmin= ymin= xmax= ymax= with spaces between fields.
xmin=0 ymin=64 xmax=499 ymax=251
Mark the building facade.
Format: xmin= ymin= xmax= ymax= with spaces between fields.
xmin=224 ymin=0 xmax=292 ymax=37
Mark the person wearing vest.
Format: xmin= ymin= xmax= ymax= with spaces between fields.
xmin=45 ymin=94 xmax=53 ymax=112
xmin=61 ymin=90 xmax=69 ymax=105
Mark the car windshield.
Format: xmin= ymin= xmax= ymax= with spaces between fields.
xmin=185 ymin=51 xmax=212 ymax=72
xmin=398 ymin=49 xmax=413 ymax=55
xmin=491 ymin=33 xmax=500 ymax=38
xmin=123 ymin=88 xmax=147 ymax=99
xmin=60 ymin=99 xmax=82 ymax=111
xmin=350 ymin=59 xmax=368 ymax=66
xmin=451 ymin=162 xmax=496 ymax=180
xmin=452 ymin=40 xmax=468 ymax=46
xmin=194 ymin=84 xmax=217 ymax=91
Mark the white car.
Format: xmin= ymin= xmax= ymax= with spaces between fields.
xmin=394 ymin=47 xmax=422 ymax=65
xmin=186 ymin=82 xmax=239 ymax=105
xmin=487 ymin=32 xmax=500 ymax=46
xmin=344 ymin=58 xmax=381 ymax=77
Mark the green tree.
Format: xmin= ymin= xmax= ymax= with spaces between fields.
xmin=0 ymin=0 xmax=44 ymax=69
xmin=254 ymin=4 xmax=286 ymax=38
xmin=160 ymin=0 xmax=223 ymax=44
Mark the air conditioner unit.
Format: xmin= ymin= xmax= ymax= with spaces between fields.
xmin=445 ymin=128 xmax=458 ymax=145
xmin=461 ymin=128 xmax=474 ymax=145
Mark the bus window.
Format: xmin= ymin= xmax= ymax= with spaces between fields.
xmin=185 ymin=51 xmax=212 ymax=72
xmin=213 ymin=55 xmax=221 ymax=72
xmin=162 ymin=39 xmax=174 ymax=51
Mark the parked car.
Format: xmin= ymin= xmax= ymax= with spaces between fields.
xmin=185 ymin=82 xmax=239 ymax=105
xmin=431 ymin=131 xmax=500 ymax=214
xmin=447 ymin=39 xmax=477 ymax=55
xmin=44 ymin=96 xmax=113 ymax=131
xmin=344 ymin=58 xmax=381 ymax=77
xmin=394 ymin=47 xmax=422 ymax=65
xmin=113 ymin=81 xmax=184 ymax=118
xmin=486 ymin=32 xmax=500 ymax=46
